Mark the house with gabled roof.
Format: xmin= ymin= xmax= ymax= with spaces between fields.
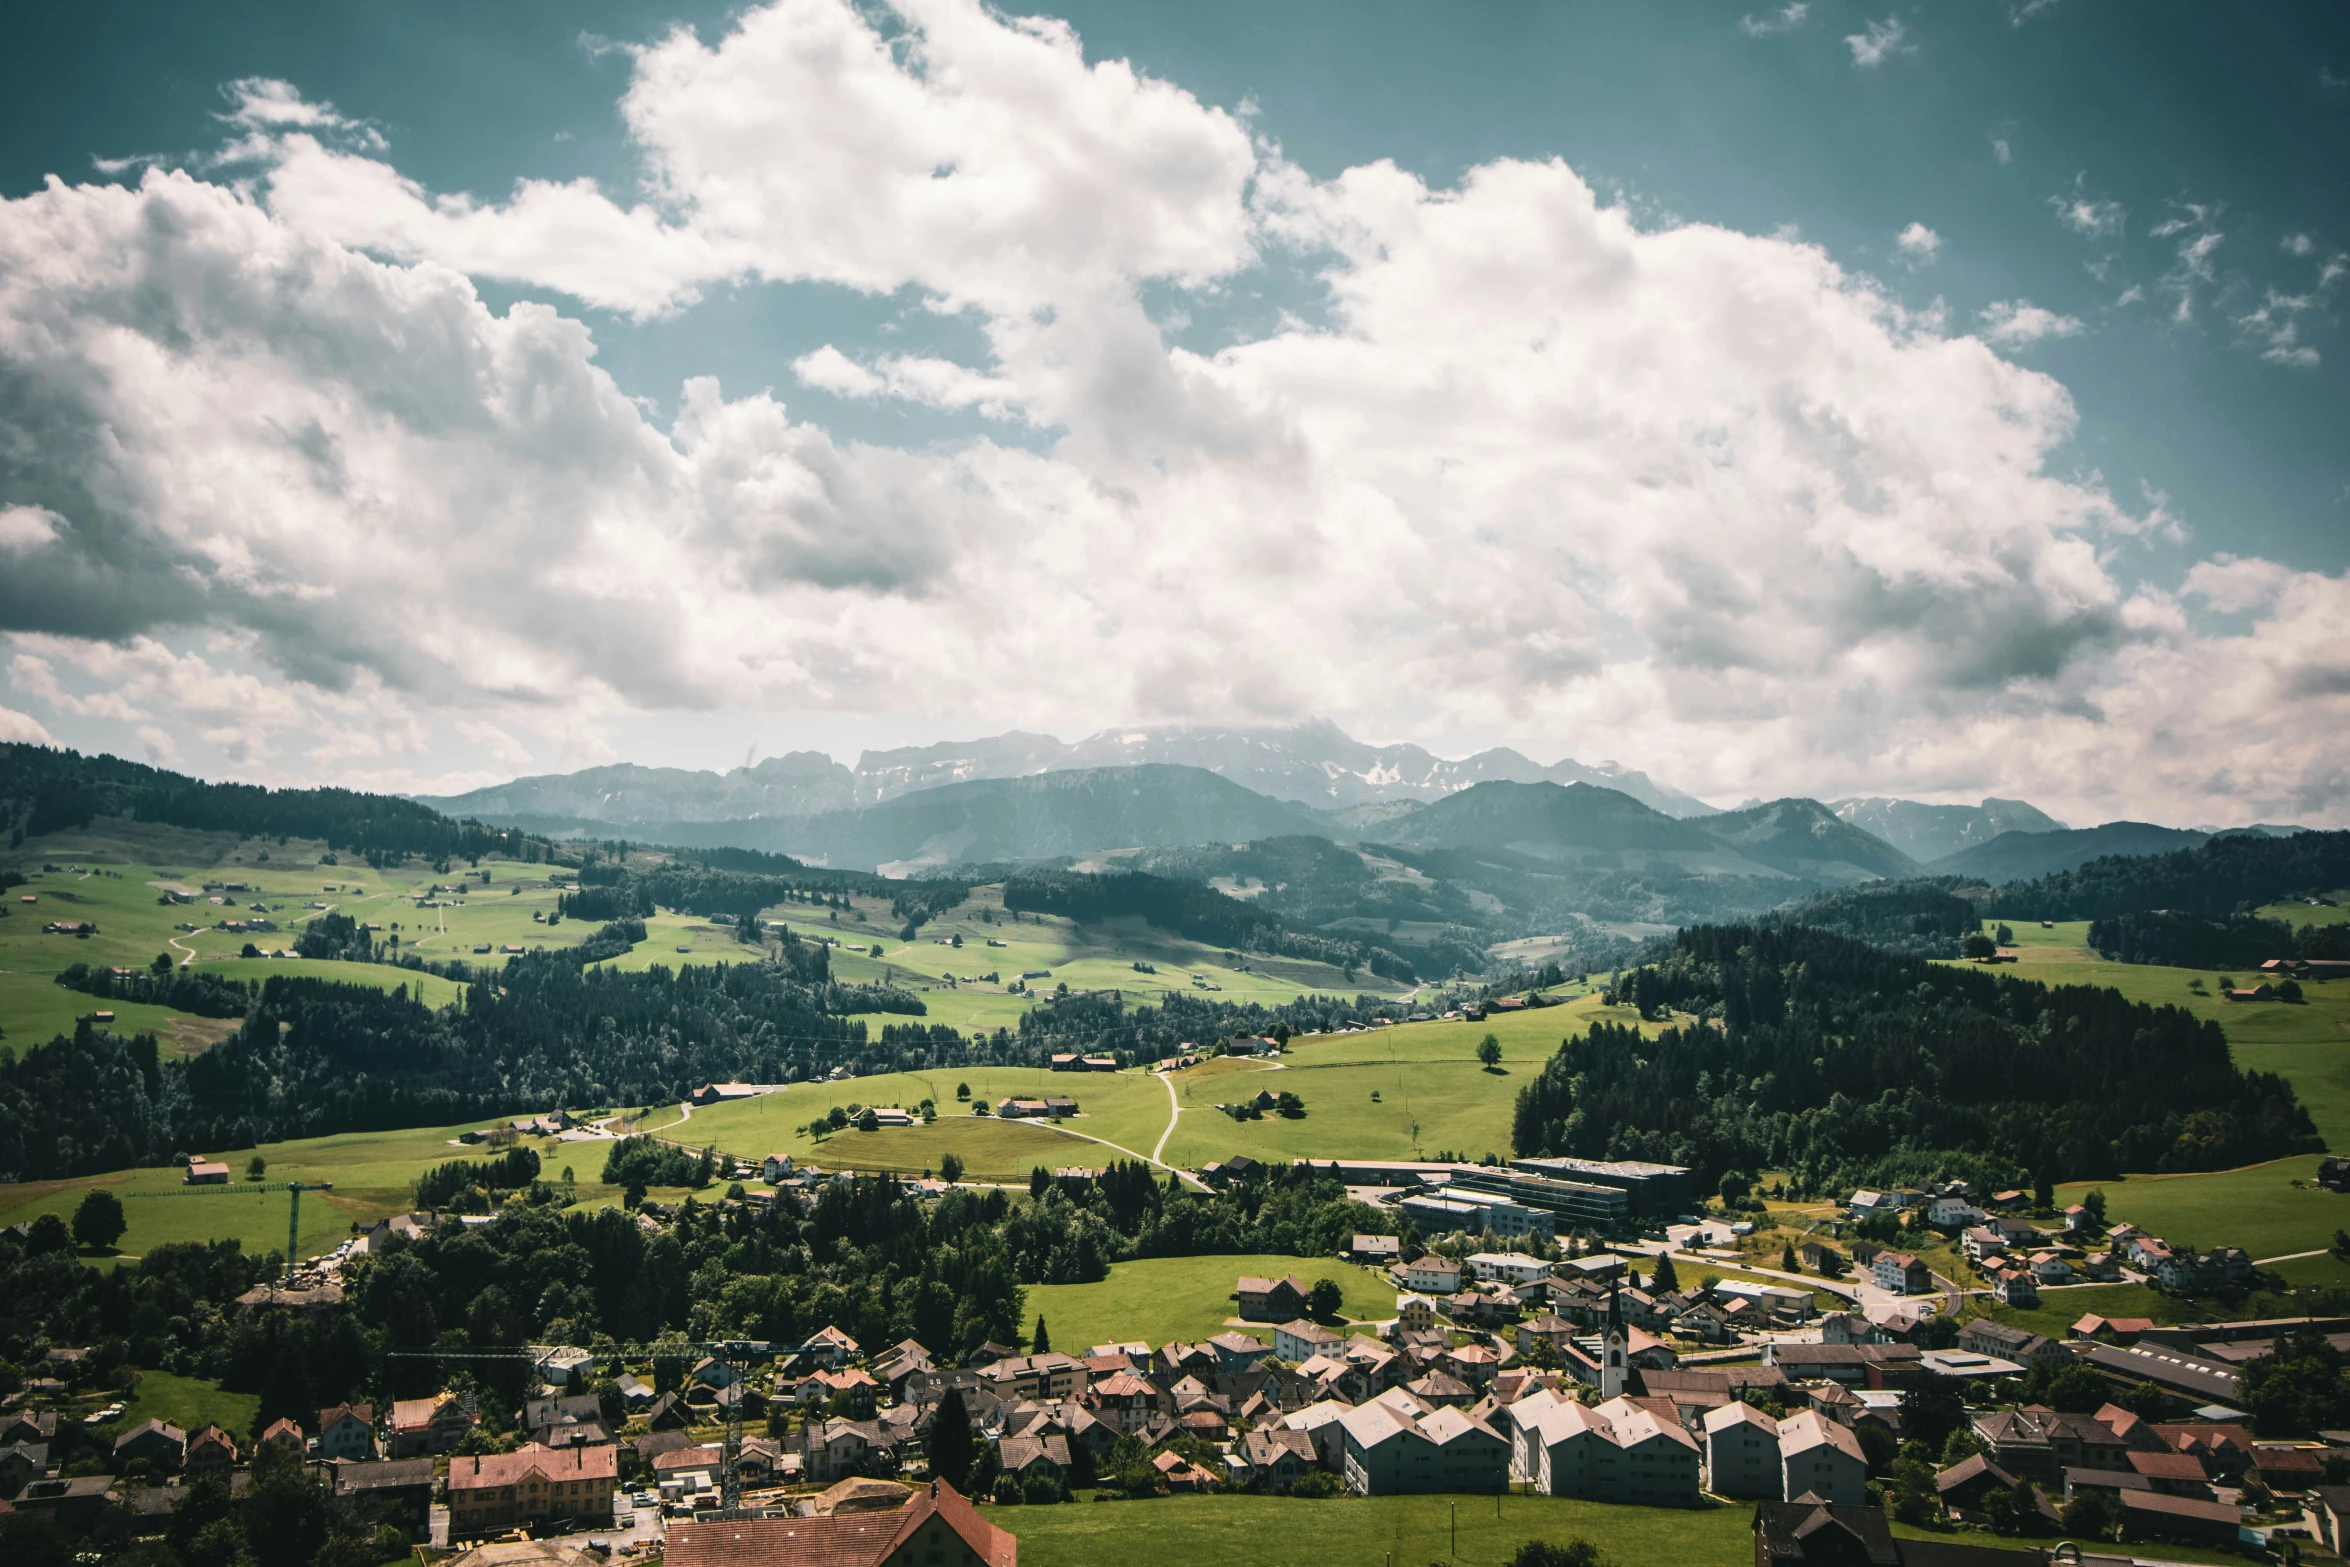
xmin=665 ymin=1478 xmax=1015 ymax=1567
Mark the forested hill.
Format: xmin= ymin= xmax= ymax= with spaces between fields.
xmin=1983 ymin=828 xmax=2350 ymax=921
xmin=1002 ymin=868 xmax=1419 ymax=981
xmin=0 ymin=743 xmax=557 ymax=866
xmin=1512 ymin=924 xmax=2319 ymax=1193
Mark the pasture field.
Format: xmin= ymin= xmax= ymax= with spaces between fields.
xmin=1020 ymin=1254 xmax=1398 ymax=1354
xmin=672 ymin=1067 xmax=1179 ymax=1169
xmin=757 ymin=883 xmax=1406 ymax=1029
xmin=0 ymin=1113 xmax=636 ymax=1263
xmin=1977 ymin=918 xmax=2350 ymax=1141
xmin=2055 ymin=1156 xmax=2345 ymax=1262
xmin=1158 ymin=995 xmax=1640 ymax=1168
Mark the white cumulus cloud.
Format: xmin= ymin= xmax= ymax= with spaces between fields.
xmin=1895 ymin=222 xmax=1941 ymax=264
xmin=0 ymin=0 xmax=2341 ymax=825
xmin=1979 ymin=300 xmax=2085 ymax=346
xmin=1845 ymin=17 xmax=1913 ymax=68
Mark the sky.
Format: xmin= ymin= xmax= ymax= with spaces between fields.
xmin=0 ymin=0 xmax=2345 ymax=827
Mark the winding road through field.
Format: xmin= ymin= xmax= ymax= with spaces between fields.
xmin=167 ymin=936 xmax=196 ymax=968
xmin=1151 ymin=1069 xmax=1182 ymax=1163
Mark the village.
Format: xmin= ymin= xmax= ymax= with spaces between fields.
xmin=7 ymin=1126 xmax=2343 ymax=1567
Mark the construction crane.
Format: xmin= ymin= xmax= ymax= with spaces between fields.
xmin=131 ymin=1180 xmax=337 ymax=1284
xmin=391 ymin=1338 xmax=823 ymax=1516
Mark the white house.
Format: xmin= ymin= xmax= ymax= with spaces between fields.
xmin=1777 ymin=1411 xmax=1868 ymax=1505
xmin=1466 ymin=1252 xmax=1550 ymax=1286
xmin=1275 ymin=1319 xmax=1343 ymax=1365
xmin=1403 ymin=1257 xmax=1464 ymax=1294
xmin=1702 ymin=1402 xmax=1781 ymax=1499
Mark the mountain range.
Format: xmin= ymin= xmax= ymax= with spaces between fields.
xmin=419 ymin=719 xmax=1721 ymax=825
xmin=1829 ymin=796 xmax=2068 ymax=864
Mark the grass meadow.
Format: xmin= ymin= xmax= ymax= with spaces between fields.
xmin=672 ymin=1066 xmax=1179 ymax=1168
xmin=1022 ymin=1254 xmax=1399 ymax=1355
xmin=0 ymin=1112 xmax=638 ymax=1263
xmin=121 ymin=1368 xmax=262 ymax=1440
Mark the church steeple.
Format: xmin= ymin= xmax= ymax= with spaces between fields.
xmin=1600 ymin=1270 xmax=1626 ymax=1400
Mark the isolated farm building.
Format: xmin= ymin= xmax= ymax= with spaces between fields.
xmin=185 ymin=1159 xmax=231 ymax=1185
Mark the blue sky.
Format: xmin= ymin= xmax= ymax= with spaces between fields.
xmin=0 ymin=1 xmax=2344 ymax=823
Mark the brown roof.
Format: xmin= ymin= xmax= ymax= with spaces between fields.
xmin=2117 ymin=1490 xmax=2243 ymax=1525
xmin=447 ymin=1442 xmax=616 ymax=1492
xmin=2125 ymin=1449 xmax=2208 ymax=1481
xmin=665 ymin=1479 xmax=1014 ymax=1567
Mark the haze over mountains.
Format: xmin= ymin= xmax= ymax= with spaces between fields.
xmin=418 ymin=719 xmax=2308 ymax=892
xmin=421 ymin=720 xmax=1720 ymax=826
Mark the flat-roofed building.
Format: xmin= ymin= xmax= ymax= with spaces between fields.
xmin=1507 ymin=1157 xmax=1693 ymax=1221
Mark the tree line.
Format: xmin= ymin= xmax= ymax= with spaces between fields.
xmin=0 ymin=740 xmax=561 ymax=865
xmin=1983 ymin=829 xmax=2350 ymax=921
xmin=2088 ymin=909 xmax=2349 ymax=969
xmin=1004 ymin=867 xmax=1419 ymax=981
xmin=1512 ymin=923 xmax=2320 ymax=1192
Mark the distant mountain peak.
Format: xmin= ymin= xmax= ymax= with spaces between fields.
xmin=419 ymin=718 xmax=1722 ymax=826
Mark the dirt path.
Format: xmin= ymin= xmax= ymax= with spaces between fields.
xmin=1151 ymin=1070 xmax=1182 ymax=1163
xmin=167 ymin=936 xmax=197 ymax=968
xmin=1040 ymin=1120 xmax=1207 ymax=1190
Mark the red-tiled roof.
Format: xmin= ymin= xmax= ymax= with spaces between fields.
xmin=665 ymin=1480 xmax=1013 ymax=1567
xmin=447 ymin=1442 xmax=616 ymax=1492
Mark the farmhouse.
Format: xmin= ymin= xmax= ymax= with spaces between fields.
xmin=1235 ymin=1274 xmax=1308 ymax=1321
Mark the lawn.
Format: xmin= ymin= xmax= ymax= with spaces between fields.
xmin=1006 ymin=1491 xmax=1755 ymax=1567
xmin=1022 ymin=1254 xmax=1397 ymax=1353
xmin=121 ymin=1369 xmax=261 ymax=1442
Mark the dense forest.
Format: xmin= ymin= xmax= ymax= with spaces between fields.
xmin=0 ymin=742 xmax=556 ymax=866
xmin=1984 ymin=829 xmax=2350 ymax=921
xmin=1511 ymin=925 xmax=2319 ymax=1192
xmin=1003 ymin=867 xmax=1418 ymax=980
xmin=1759 ymin=878 xmax=1986 ymax=958
xmin=2087 ymin=909 xmax=2350 ymax=969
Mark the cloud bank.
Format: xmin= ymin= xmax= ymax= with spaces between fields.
xmin=0 ymin=0 xmax=2341 ymax=825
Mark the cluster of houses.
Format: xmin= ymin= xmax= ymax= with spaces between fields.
xmin=1370 ymin=1246 xmax=1816 ymax=1352
xmin=1959 ymin=1212 xmax=2252 ymax=1304
xmin=0 ymin=1399 xmax=440 ymax=1540
xmin=1852 ymin=1180 xmax=2259 ymax=1303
